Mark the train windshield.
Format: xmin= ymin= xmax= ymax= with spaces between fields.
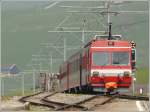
xmin=92 ymin=52 xmax=109 ymax=66
xmin=112 ymin=52 xmax=129 ymax=65
xmin=92 ymin=51 xmax=130 ymax=66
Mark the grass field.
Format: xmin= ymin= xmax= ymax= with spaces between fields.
xmin=136 ymin=68 xmax=149 ymax=84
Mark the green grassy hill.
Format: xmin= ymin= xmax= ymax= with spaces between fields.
xmin=1 ymin=1 xmax=149 ymax=84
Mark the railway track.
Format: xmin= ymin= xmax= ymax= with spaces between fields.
xmin=79 ymin=95 xmax=116 ymax=110
xmin=42 ymin=94 xmax=89 ymax=111
xmin=19 ymin=92 xmax=113 ymax=111
xmin=19 ymin=92 xmax=57 ymax=108
xmin=117 ymin=94 xmax=149 ymax=101
xmin=19 ymin=92 xmax=149 ymax=111
xmin=19 ymin=92 xmax=90 ymax=111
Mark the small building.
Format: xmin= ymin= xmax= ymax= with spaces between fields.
xmin=1 ymin=64 xmax=20 ymax=74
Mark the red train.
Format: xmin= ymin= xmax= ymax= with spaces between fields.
xmin=59 ymin=28 xmax=136 ymax=93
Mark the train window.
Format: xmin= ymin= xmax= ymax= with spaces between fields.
xmin=92 ymin=52 xmax=109 ymax=66
xmin=73 ymin=61 xmax=75 ymax=73
xmin=70 ymin=63 xmax=72 ymax=73
xmin=87 ymin=49 xmax=90 ymax=64
xmin=75 ymin=59 xmax=77 ymax=71
xmin=112 ymin=52 xmax=129 ymax=65
xmin=77 ymin=59 xmax=79 ymax=71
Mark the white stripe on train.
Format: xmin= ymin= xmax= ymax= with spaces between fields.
xmin=91 ymin=69 xmax=131 ymax=76
xmin=91 ymin=47 xmax=131 ymax=48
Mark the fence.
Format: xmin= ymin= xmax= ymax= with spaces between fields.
xmin=1 ymin=72 xmax=41 ymax=97
xmin=0 ymin=72 xmax=148 ymax=97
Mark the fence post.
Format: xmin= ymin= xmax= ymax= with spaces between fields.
xmin=0 ymin=76 xmax=1 ymax=110
xmin=132 ymin=72 xmax=136 ymax=96
xmin=33 ymin=70 xmax=36 ymax=93
xmin=22 ymin=73 xmax=24 ymax=96
xmin=2 ymin=78 xmax=4 ymax=96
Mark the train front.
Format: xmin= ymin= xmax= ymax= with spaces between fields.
xmin=89 ymin=37 xmax=136 ymax=93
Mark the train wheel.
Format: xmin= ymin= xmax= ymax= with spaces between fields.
xmin=79 ymin=86 xmax=82 ymax=92
xmin=80 ymin=86 xmax=86 ymax=93
xmin=68 ymin=88 xmax=71 ymax=93
xmin=71 ymin=88 xmax=75 ymax=93
xmin=106 ymin=92 xmax=110 ymax=95
xmin=76 ymin=87 xmax=80 ymax=93
xmin=74 ymin=87 xmax=77 ymax=93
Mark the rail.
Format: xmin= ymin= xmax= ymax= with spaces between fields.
xmin=117 ymin=94 xmax=149 ymax=101
xmin=42 ymin=94 xmax=92 ymax=111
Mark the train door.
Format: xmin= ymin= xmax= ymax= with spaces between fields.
xmin=81 ymin=49 xmax=89 ymax=86
xmin=86 ymin=49 xmax=90 ymax=84
xmin=80 ymin=53 xmax=82 ymax=87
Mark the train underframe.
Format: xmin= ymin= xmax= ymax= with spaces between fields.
xmin=89 ymin=76 xmax=132 ymax=93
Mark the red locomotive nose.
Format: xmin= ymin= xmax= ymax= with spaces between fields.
xmin=105 ymin=82 xmax=118 ymax=89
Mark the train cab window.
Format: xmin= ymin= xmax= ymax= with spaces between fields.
xmin=92 ymin=52 xmax=109 ymax=66
xmin=112 ymin=52 xmax=129 ymax=65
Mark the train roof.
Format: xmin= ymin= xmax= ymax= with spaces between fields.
xmin=94 ymin=35 xmax=122 ymax=40
xmin=91 ymin=40 xmax=131 ymax=47
xmin=84 ymin=35 xmax=133 ymax=48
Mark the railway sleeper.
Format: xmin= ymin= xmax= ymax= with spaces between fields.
xmin=55 ymin=104 xmax=88 ymax=111
xmin=42 ymin=98 xmax=88 ymax=111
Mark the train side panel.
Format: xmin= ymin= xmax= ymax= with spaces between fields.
xmin=68 ymin=54 xmax=80 ymax=89
xmin=59 ymin=63 xmax=68 ymax=91
xmin=80 ymin=48 xmax=90 ymax=87
xmin=59 ymin=75 xmax=68 ymax=91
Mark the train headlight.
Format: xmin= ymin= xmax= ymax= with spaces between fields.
xmin=92 ymin=71 xmax=99 ymax=77
xmin=130 ymin=41 xmax=136 ymax=48
xmin=124 ymin=71 xmax=130 ymax=77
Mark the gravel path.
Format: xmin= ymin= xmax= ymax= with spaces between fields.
xmin=46 ymin=93 xmax=95 ymax=104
